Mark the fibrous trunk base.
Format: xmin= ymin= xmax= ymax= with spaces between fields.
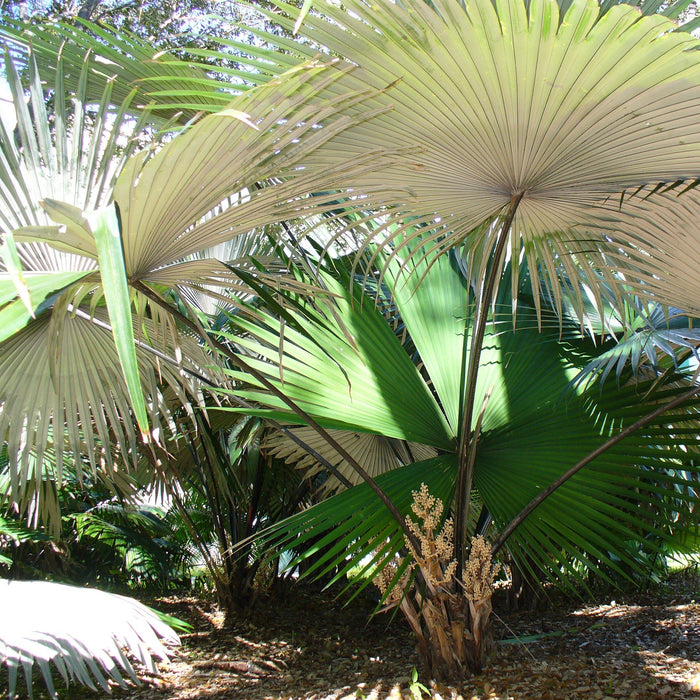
xmin=401 ymin=588 xmax=494 ymax=681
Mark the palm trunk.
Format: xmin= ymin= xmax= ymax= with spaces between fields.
xmin=380 ymin=488 xmax=500 ymax=681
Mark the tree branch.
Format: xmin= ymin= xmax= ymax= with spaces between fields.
xmin=77 ymin=0 xmax=102 ymax=20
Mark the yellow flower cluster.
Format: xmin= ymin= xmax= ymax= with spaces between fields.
xmin=372 ymin=554 xmax=406 ymax=605
xmin=407 ymin=483 xmax=444 ymax=539
xmin=372 ymin=484 xmax=502 ymax=608
xmin=462 ymin=534 xmax=501 ymax=601
xmin=405 ymin=483 xmax=457 ymax=589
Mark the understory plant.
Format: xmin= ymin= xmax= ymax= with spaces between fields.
xmin=157 ymin=412 xmax=310 ymax=615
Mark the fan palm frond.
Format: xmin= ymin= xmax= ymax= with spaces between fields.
xmin=108 ymin=62 xmax=395 ymax=285
xmin=573 ymin=302 xmax=700 ymax=387
xmin=2 ymin=45 xmax=396 ymax=514
xmin=264 ymin=427 xmax=438 ymax=494
xmin=579 ymin=185 xmax=700 ymax=316
xmin=221 ymin=261 xmax=453 ymax=448
xmin=0 ymin=17 xmax=279 ymax=124
xmin=0 ymin=307 xmax=216 ymax=520
xmin=249 ymin=455 xmax=457 ymax=592
xmin=247 ymin=0 xmax=700 ymax=318
xmin=0 ymin=44 xmax=152 ymax=247
xmin=0 ymin=579 xmax=179 ymax=699
xmin=230 ymin=241 xmax=700 ymax=589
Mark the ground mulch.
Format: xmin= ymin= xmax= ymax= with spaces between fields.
xmin=6 ymin=571 xmax=699 ymax=699
xmin=120 ymin=572 xmax=700 ymax=700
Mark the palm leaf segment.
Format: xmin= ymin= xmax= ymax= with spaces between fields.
xmin=0 ymin=579 xmax=179 ymax=699
xmin=577 ymin=186 xmax=700 ymax=316
xmin=0 ymin=43 xmax=144 ymax=272
xmin=0 ymin=42 xmax=222 ymax=518
xmin=253 ymin=0 xmax=700 ymax=316
xmin=572 ymin=298 xmax=700 ymax=387
xmin=613 ymin=0 xmax=700 ymax=33
xmin=228 ymin=245 xmax=700 ymax=588
xmin=264 ymin=427 xmax=438 ymax=495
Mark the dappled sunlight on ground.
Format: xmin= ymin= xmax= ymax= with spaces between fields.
xmin=4 ymin=576 xmax=698 ymax=699
xmin=125 ymin=577 xmax=700 ymax=700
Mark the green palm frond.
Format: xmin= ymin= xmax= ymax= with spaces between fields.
xmin=233 ymin=240 xmax=700 ymax=590
xmin=73 ymin=502 xmax=184 ymax=587
xmin=0 ymin=18 xmax=276 ymax=123
xmin=0 ymin=579 xmax=179 ymax=699
xmin=0 ymin=270 xmax=92 ymax=344
xmin=249 ymin=455 xmax=457 ymax=591
xmin=0 ymin=514 xmax=51 ymax=569
xmin=572 ymin=303 xmax=700 ymax=387
xmin=476 ymin=374 xmax=700 ymax=586
xmin=220 ymin=263 xmax=453 ymax=448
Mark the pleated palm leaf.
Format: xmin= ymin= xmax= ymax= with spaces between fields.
xmin=264 ymin=427 xmax=438 ymax=495
xmin=571 ymin=297 xmax=700 ymax=388
xmin=0 ymin=45 xmax=215 ymax=526
xmin=0 ymin=44 xmax=147 ymax=268
xmin=576 ymin=185 xmax=700 ymax=316
xmin=244 ymin=0 xmax=700 ymax=315
xmin=0 ymin=579 xmax=179 ymax=699
xmin=221 ymin=244 xmax=700 ymax=591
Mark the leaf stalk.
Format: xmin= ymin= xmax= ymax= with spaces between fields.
xmin=454 ymin=192 xmax=523 ymax=578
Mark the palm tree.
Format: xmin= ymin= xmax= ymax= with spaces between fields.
xmin=0 ymin=32 xmax=389 ymax=697
xmin=242 ymin=0 xmax=700 ymax=563
xmin=157 ymin=411 xmax=314 ymax=614
xmin=222 ymin=242 xmax=700 ymax=676
xmin=4 ymin=0 xmax=700 ymax=680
